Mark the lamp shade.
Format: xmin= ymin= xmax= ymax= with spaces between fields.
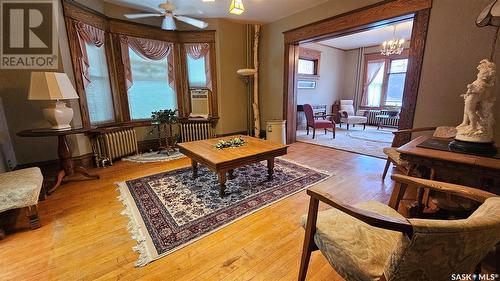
xmin=477 ymin=0 xmax=500 ymax=27
xmin=28 ymin=72 xmax=79 ymax=101
xmin=229 ymin=0 xmax=244 ymax=15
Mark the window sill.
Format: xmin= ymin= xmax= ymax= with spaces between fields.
xmin=297 ymin=74 xmax=320 ymax=80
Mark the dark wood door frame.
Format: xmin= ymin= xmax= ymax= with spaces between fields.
xmin=283 ymin=0 xmax=432 ymax=144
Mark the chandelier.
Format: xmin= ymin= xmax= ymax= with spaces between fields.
xmin=381 ymin=25 xmax=405 ymax=56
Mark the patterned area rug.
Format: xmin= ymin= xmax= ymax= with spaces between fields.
xmin=123 ymin=151 xmax=186 ymax=163
xmin=116 ymin=158 xmax=331 ymax=267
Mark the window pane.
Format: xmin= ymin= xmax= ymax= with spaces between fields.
xmin=390 ymin=59 xmax=408 ymax=73
xmin=298 ymin=59 xmax=315 ymax=75
xmin=187 ymin=55 xmax=207 ymax=88
xmin=386 ymin=73 xmax=406 ymax=106
xmin=127 ymin=49 xmax=177 ymax=120
xmin=85 ymin=42 xmax=115 ymax=124
xmin=366 ymin=61 xmax=385 ymax=107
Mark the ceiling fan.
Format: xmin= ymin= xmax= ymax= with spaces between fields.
xmin=124 ymin=1 xmax=208 ymax=31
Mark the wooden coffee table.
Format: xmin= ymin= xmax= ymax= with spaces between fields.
xmin=177 ymin=136 xmax=288 ymax=197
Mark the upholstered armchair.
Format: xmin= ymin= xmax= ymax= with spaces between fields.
xmin=0 ymin=167 xmax=43 ymax=239
xmin=303 ymin=104 xmax=335 ymax=139
xmin=299 ymin=174 xmax=500 ymax=281
xmin=339 ymin=100 xmax=368 ymax=130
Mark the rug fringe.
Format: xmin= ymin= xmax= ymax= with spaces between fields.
xmin=116 ymin=183 xmax=152 ymax=267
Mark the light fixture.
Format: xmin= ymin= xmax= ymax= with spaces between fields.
xmin=229 ymin=0 xmax=244 ymax=15
xmin=28 ymin=72 xmax=79 ymax=130
xmin=381 ymin=25 xmax=405 ymax=56
xmin=202 ymin=0 xmax=215 ymax=2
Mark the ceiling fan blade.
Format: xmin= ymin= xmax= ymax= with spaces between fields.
xmin=162 ymin=16 xmax=177 ymax=30
xmin=124 ymin=13 xmax=163 ymax=19
xmin=174 ymin=15 xmax=208 ymax=29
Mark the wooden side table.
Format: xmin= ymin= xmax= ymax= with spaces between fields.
xmin=18 ymin=127 xmax=100 ymax=195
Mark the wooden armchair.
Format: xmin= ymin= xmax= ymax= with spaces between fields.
xmin=303 ymin=104 xmax=336 ymax=139
xmin=299 ymin=174 xmax=500 ymax=281
xmin=382 ymin=127 xmax=437 ymax=180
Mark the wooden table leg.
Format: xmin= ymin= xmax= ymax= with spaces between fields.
xmin=47 ymin=135 xmax=100 ymax=195
xmin=47 ymin=169 xmax=65 ymax=195
xmin=74 ymin=166 xmax=100 ymax=180
xmin=267 ymin=158 xmax=275 ymax=181
xmin=228 ymin=169 xmax=236 ymax=180
xmin=191 ymin=159 xmax=198 ymax=179
xmin=218 ymin=171 xmax=227 ymax=197
xmin=389 ymin=164 xmax=416 ymax=210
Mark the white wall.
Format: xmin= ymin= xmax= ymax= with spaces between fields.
xmin=297 ymin=43 xmax=346 ymax=111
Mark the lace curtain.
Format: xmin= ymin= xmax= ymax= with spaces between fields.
xmin=74 ymin=21 xmax=105 ymax=88
xmin=185 ymin=43 xmax=212 ymax=90
xmin=360 ymin=60 xmax=385 ymax=107
xmin=120 ymin=35 xmax=175 ymax=89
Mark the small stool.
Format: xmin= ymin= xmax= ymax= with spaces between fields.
xmin=0 ymin=167 xmax=43 ymax=239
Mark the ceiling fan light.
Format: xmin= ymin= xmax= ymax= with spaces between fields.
xmin=162 ymin=16 xmax=176 ymax=30
xmin=229 ymin=0 xmax=244 ymax=15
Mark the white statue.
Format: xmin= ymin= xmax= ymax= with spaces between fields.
xmin=456 ymin=59 xmax=497 ymax=143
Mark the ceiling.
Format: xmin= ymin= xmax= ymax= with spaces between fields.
xmin=317 ymin=20 xmax=414 ymax=50
xmin=104 ymin=0 xmax=330 ymax=23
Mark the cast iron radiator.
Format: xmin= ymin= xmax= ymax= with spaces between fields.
xmin=91 ymin=127 xmax=138 ymax=165
xmin=366 ymin=110 xmax=400 ymax=128
xmin=180 ymin=121 xmax=215 ymax=142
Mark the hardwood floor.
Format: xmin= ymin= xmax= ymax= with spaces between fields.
xmin=0 ymin=142 xmax=397 ymax=281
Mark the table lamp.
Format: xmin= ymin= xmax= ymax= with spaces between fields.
xmin=28 ymin=72 xmax=79 ymax=130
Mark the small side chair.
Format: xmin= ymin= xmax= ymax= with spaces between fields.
xmin=298 ymin=175 xmax=500 ymax=281
xmin=0 ymin=167 xmax=43 ymax=239
xmin=303 ymin=104 xmax=336 ymax=139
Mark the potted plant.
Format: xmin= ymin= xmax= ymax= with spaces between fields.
xmin=151 ymin=109 xmax=179 ymax=155
xmin=384 ymin=105 xmax=401 ymax=117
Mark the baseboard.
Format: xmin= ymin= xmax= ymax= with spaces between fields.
xmin=138 ymin=139 xmax=160 ymax=153
xmin=15 ymin=153 xmax=94 ymax=175
xmin=217 ymin=131 xmax=248 ymax=137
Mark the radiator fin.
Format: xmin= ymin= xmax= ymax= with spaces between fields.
xmin=366 ymin=110 xmax=400 ymax=128
xmin=180 ymin=122 xmax=215 ymax=143
xmin=91 ymin=128 xmax=138 ymax=164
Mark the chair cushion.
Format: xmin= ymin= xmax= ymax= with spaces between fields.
xmin=0 ymin=167 xmax=43 ymax=213
xmin=340 ymin=116 xmax=368 ymax=124
xmin=301 ymin=201 xmax=408 ymax=281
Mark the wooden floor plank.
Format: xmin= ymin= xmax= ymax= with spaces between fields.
xmin=0 ymin=142 xmax=396 ymax=280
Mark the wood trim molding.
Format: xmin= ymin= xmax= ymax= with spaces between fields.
xmin=283 ymin=0 xmax=432 ymax=44
xmin=16 ymin=153 xmax=94 ymax=172
xmin=394 ymin=9 xmax=430 ymax=146
xmin=283 ymin=0 xmax=432 ymax=144
xmin=178 ymin=31 xmax=216 ymax=43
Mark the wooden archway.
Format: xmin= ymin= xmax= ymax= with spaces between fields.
xmin=282 ymin=0 xmax=432 ymax=145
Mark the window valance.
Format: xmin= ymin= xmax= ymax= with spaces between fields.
xmin=120 ymin=35 xmax=175 ymax=89
xmin=185 ymin=43 xmax=212 ymax=90
xmin=74 ymin=21 xmax=105 ymax=88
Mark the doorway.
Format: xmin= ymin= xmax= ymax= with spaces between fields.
xmin=283 ymin=0 xmax=432 ymax=146
xmin=294 ymin=19 xmax=413 ymax=158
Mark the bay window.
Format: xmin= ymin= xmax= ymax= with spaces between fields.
xmin=74 ymin=22 xmax=115 ymax=125
xmin=120 ymin=36 xmax=177 ymax=120
xmin=84 ymin=43 xmax=115 ymax=124
xmin=64 ymin=3 xmax=219 ymax=127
